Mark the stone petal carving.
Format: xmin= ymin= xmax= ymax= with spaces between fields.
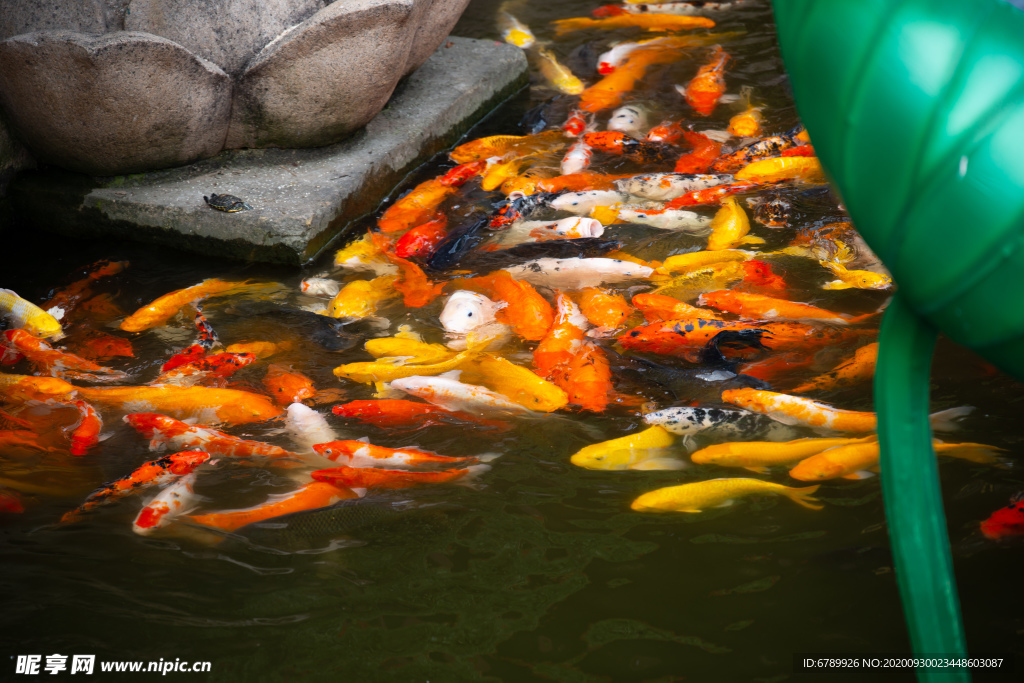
xmin=225 ymin=0 xmax=416 ymax=150
xmin=0 ymin=0 xmax=108 ymax=42
xmin=0 ymin=31 xmax=232 ymax=175
xmin=401 ymin=0 xmax=472 ymax=76
xmin=125 ymin=0 xmax=323 ymax=77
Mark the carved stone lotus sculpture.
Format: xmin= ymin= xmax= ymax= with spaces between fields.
xmin=0 ymin=0 xmax=471 ymax=176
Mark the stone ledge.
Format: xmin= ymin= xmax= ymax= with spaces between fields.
xmin=8 ymin=36 xmax=528 ymax=265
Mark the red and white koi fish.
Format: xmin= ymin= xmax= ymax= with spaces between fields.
xmin=312 ymin=440 xmax=478 ymax=468
xmin=132 ymin=473 xmax=201 ymax=535
xmin=123 ymin=413 xmax=293 ymax=459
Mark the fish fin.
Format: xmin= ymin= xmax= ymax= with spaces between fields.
xmin=717 ymin=93 xmax=741 ymax=104
xmin=586 ymin=326 xmax=619 ymax=339
xmin=629 ymin=457 xmax=687 ymax=471
xmin=743 ymin=466 xmax=770 ymax=475
xmin=351 ymin=487 xmax=368 ymax=498
xmin=97 ymin=431 xmax=115 ymax=442
xmin=820 ymin=279 xmax=852 ymax=290
xmin=437 ymin=370 xmax=463 ymax=381
xmin=701 ymin=128 xmax=732 ymax=143
xmin=928 ymin=406 xmax=974 ymax=432
xmin=46 ymin=306 xmax=66 ymax=321
xmin=841 ymin=471 xmax=875 ymax=480
xmin=786 ymin=484 xmax=823 ymax=510
xmin=475 ymin=452 xmax=502 ymax=463
xmin=713 ymin=499 xmax=735 ymax=508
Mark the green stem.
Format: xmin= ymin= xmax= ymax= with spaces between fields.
xmin=875 ymin=293 xmax=970 ymax=682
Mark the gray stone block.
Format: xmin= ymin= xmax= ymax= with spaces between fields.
xmin=0 ymin=31 xmax=233 ymax=176
xmin=225 ymin=0 xmax=416 ymax=150
xmin=0 ymin=1 xmax=109 ymax=42
xmin=125 ymin=0 xmax=323 ymax=77
xmin=10 ymin=37 xmax=529 ymax=264
xmin=402 ymin=0 xmax=472 ymax=75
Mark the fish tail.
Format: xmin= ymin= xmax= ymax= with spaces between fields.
xmin=786 ymin=484 xmax=823 ymax=510
xmin=928 ymin=406 xmax=974 ymax=432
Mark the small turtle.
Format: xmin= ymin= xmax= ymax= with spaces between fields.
xmin=204 ymin=193 xmax=251 ymax=212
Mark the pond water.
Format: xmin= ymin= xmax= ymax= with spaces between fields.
xmin=3 ymin=1 xmax=1024 ymax=681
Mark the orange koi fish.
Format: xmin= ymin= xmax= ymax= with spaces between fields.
xmin=737 ymin=352 xmax=817 ymax=385
xmin=449 ymin=130 xmax=566 ymax=164
xmin=0 ymin=374 xmax=76 ymax=403
xmin=64 ymin=399 xmax=102 ymax=456
xmin=311 ymin=465 xmax=470 ymax=490
xmin=663 ymin=181 xmax=758 ymax=209
xmin=262 ymin=364 xmax=316 ymax=406
xmin=735 ymin=260 xmax=788 ymax=294
xmin=66 ymin=329 xmax=134 ymax=359
xmin=41 ymin=259 xmax=128 ymax=317
xmin=618 ymin=318 xmax=767 ymax=358
xmin=682 ymin=46 xmax=729 ymax=116
xmin=372 ymin=234 xmax=445 ymax=308
xmin=582 ymin=131 xmax=675 ymax=164
xmin=161 ymin=307 xmax=218 ymax=372
xmin=698 ymin=290 xmax=870 ymax=325
xmin=647 ymin=119 xmax=687 ymax=145
xmin=155 ymin=352 xmax=256 ymax=386
xmin=534 ymin=292 xmax=589 ymax=378
xmin=674 ymin=130 xmax=722 ymax=173
xmin=439 ymin=160 xmax=487 ymax=187
xmin=313 ymin=440 xmax=478 ymax=468
xmin=224 ymin=340 xmax=293 ymax=359
xmin=60 ymin=450 xmax=210 ymax=523
xmin=331 ymin=399 xmax=511 ymax=431
xmin=377 ymin=166 xmax=473 ymax=234
xmin=1 ymin=329 xmax=128 ymax=382
xmin=123 ymin=412 xmax=293 ymax=458
xmin=459 ymin=270 xmax=554 ymax=341
xmin=574 ymin=287 xmax=632 ymax=330
xmin=74 ymin=292 xmax=125 ymax=323
xmin=188 ymin=481 xmax=355 ymax=533
xmin=121 ymin=279 xmax=264 ymax=332
xmin=780 ymin=144 xmax=816 ymax=157
xmin=79 ymin=385 xmax=281 ymax=425
xmin=563 ymin=109 xmax=590 ymax=137
xmin=552 ymin=14 xmax=714 ymax=35
xmin=394 ymin=216 xmax=449 ymax=259
xmin=712 ymin=132 xmax=800 ymax=173
xmin=536 ymin=172 xmax=632 ymax=193
xmin=734 ymin=156 xmax=825 ymax=183
xmin=554 ymin=342 xmax=613 ymax=412
xmin=580 ymin=45 xmax=685 ymax=113
xmin=631 ymin=293 xmax=723 ymax=322
xmin=791 ymin=343 xmax=878 ymax=394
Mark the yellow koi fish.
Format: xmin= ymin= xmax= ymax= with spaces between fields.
xmin=553 ymin=14 xmax=715 ymax=36
xmin=537 ymin=48 xmax=585 ymax=95
xmin=460 ymin=355 xmax=568 ymax=412
xmin=76 ymin=385 xmax=282 ymax=425
xmin=333 ymin=345 xmax=480 ymax=384
xmin=690 ymin=435 xmax=877 ymax=473
xmin=327 ymin=275 xmax=397 ymax=319
xmin=632 ymin=477 xmax=822 ymax=513
xmin=706 ymin=197 xmax=763 ymax=251
xmin=570 ymin=425 xmax=679 ymax=470
xmin=0 ymin=288 xmax=64 ymax=339
xmin=498 ymin=5 xmax=536 ymax=48
xmin=819 ymin=241 xmax=893 ymax=290
xmin=791 ymin=343 xmax=879 ymax=394
xmin=121 ymin=279 xmax=267 ymax=332
xmin=332 ymin=234 xmax=398 ymax=276
xmin=364 ymin=337 xmax=455 ymax=364
xmin=734 ymin=156 xmax=825 ymax=183
xmin=790 ymin=441 xmax=1005 ymax=481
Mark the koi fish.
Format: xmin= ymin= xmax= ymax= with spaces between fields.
xmin=582 ymin=131 xmax=675 ymax=164
xmin=223 ymin=340 xmax=294 ymax=359
xmin=819 ymin=241 xmax=893 ymax=290
xmin=460 ymin=355 xmax=569 ymax=412
xmin=262 ymin=364 xmax=316 ymax=406
xmin=333 ymin=345 xmax=479 ymax=384
xmin=80 ymin=385 xmax=282 ymax=425
xmin=561 ymin=138 xmax=594 ymax=176
xmin=498 ymin=5 xmax=536 ymax=48
xmin=0 ymin=288 xmax=64 ymax=339
xmin=712 ymin=131 xmax=800 ymax=172
xmin=697 ymin=291 xmax=870 ymax=325
xmin=551 ymin=342 xmax=614 ymax=412
xmin=534 ymin=292 xmax=589 ymax=378
xmin=570 ymin=425 xmax=680 ymax=470
xmin=752 ymin=193 xmax=793 ymax=228
xmin=124 ymin=413 xmax=293 ymax=458
xmin=734 ymin=156 xmax=824 ymax=183
xmin=284 ymin=403 xmax=339 ymax=452
xmin=643 ymin=405 xmax=798 ymax=441
xmin=1 ymin=329 xmax=127 ymax=382
xmin=504 ymin=258 xmax=653 ymax=289
xmin=721 ymin=388 xmax=973 ymax=434
xmin=662 ymin=181 xmax=758 ymax=209
xmin=657 ymin=249 xmax=750 ymax=274
xmin=791 ymin=343 xmax=878 ymax=394
xmin=0 ymin=373 xmax=76 ymax=403
xmin=364 ymin=336 xmax=456 ymax=364
xmin=439 ymin=160 xmax=488 ymax=187
xmin=537 ymin=48 xmax=584 ymax=95
xmin=311 ymin=465 xmax=471 ymax=490
xmin=646 ymin=119 xmax=688 ymax=144
xmin=64 ymin=399 xmax=102 ymax=456
xmin=133 ymin=473 xmax=201 ymax=535
xmin=674 ymin=130 xmax=722 ymax=174
xmin=154 ymin=351 xmax=256 ymax=387
xmin=394 ymin=216 xmax=449 ymax=259
xmin=790 ymin=440 xmax=1005 ymax=481
xmin=0 ymin=429 xmax=61 ymax=453
xmin=727 ymin=86 xmax=763 ymax=138
xmin=313 ymin=440 xmax=478 ymax=468
xmin=552 ymin=14 xmax=715 ymax=35
xmin=690 ymin=436 xmax=877 ymax=473
xmin=331 ymin=399 xmax=511 ymax=431
xmin=981 ymin=494 xmax=1024 ymax=540
xmin=631 ymin=478 xmax=822 ymax=513
xmin=549 ymin=190 xmax=628 ymax=215
xmin=41 ymin=259 xmax=129 ymax=317
xmin=458 ymin=270 xmax=554 ymax=341
xmin=574 ymin=287 xmax=632 ymax=330
xmin=617 ymin=207 xmax=713 ymax=232
xmin=632 ymin=293 xmax=723 ymax=322
xmin=300 ymin=277 xmax=342 ymax=298
xmin=608 ymin=105 xmax=649 ymax=137
xmin=705 ymin=196 xmax=762 ymax=250
xmin=389 ymin=373 xmax=534 ymax=415
xmin=377 ymin=178 xmax=453 ymax=234
xmin=327 ymin=275 xmax=398 ymax=319
xmin=506 ymin=217 xmax=605 ymax=241
xmin=616 ymin=172 xmax=735 ymax=201
xmin=449 ymin=130 xmax=566 ymax=164
xmin=120 ymin=279 xmax=265 ymax=332
xmin=680 ymin=46 xmax=728 ymax=116
xmin=61 ymin=450 xmax=210 ymax=523
xmin=595 ymin=2 xmax=738 ymax=16
xmin=0 ymin=488 xmax=25 ymax=513
xmin=579 ymin=43 xmax=689 ymax=113
xmin=563 ymin=109 xmax=590 ymax=137
xmin=188 ymin=481 xmax=355 ymax=533
xmin=66 ymin=329 xmax=135 ymax=360
xmin=332 ymin=233 xmax=398 ymax=276
xmin=373 ymin=235 xmax=446 ymax=308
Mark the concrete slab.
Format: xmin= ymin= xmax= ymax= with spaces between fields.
xmin=8 ymin=36 xmax=527 ymax=264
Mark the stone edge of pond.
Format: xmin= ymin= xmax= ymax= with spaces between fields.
xmin=4 ymin=35 xmax=529 ymax=266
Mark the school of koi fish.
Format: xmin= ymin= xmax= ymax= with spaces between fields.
xmin=0 ymin=0 xmax=1019 ymax=546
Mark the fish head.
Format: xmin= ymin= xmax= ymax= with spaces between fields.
xmin=439 ymin=291 xmax=505 ymax=335
xmin=123 ymin=412 xmax=179 ymax=437
xmin=981 ymin=496 xmax=1024 ymax=540
xmin=168 ymin=450 xmax=211 ymax=474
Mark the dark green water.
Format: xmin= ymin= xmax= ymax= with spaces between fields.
xmin=3 ymin=1 xmax=1024 ymax=681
